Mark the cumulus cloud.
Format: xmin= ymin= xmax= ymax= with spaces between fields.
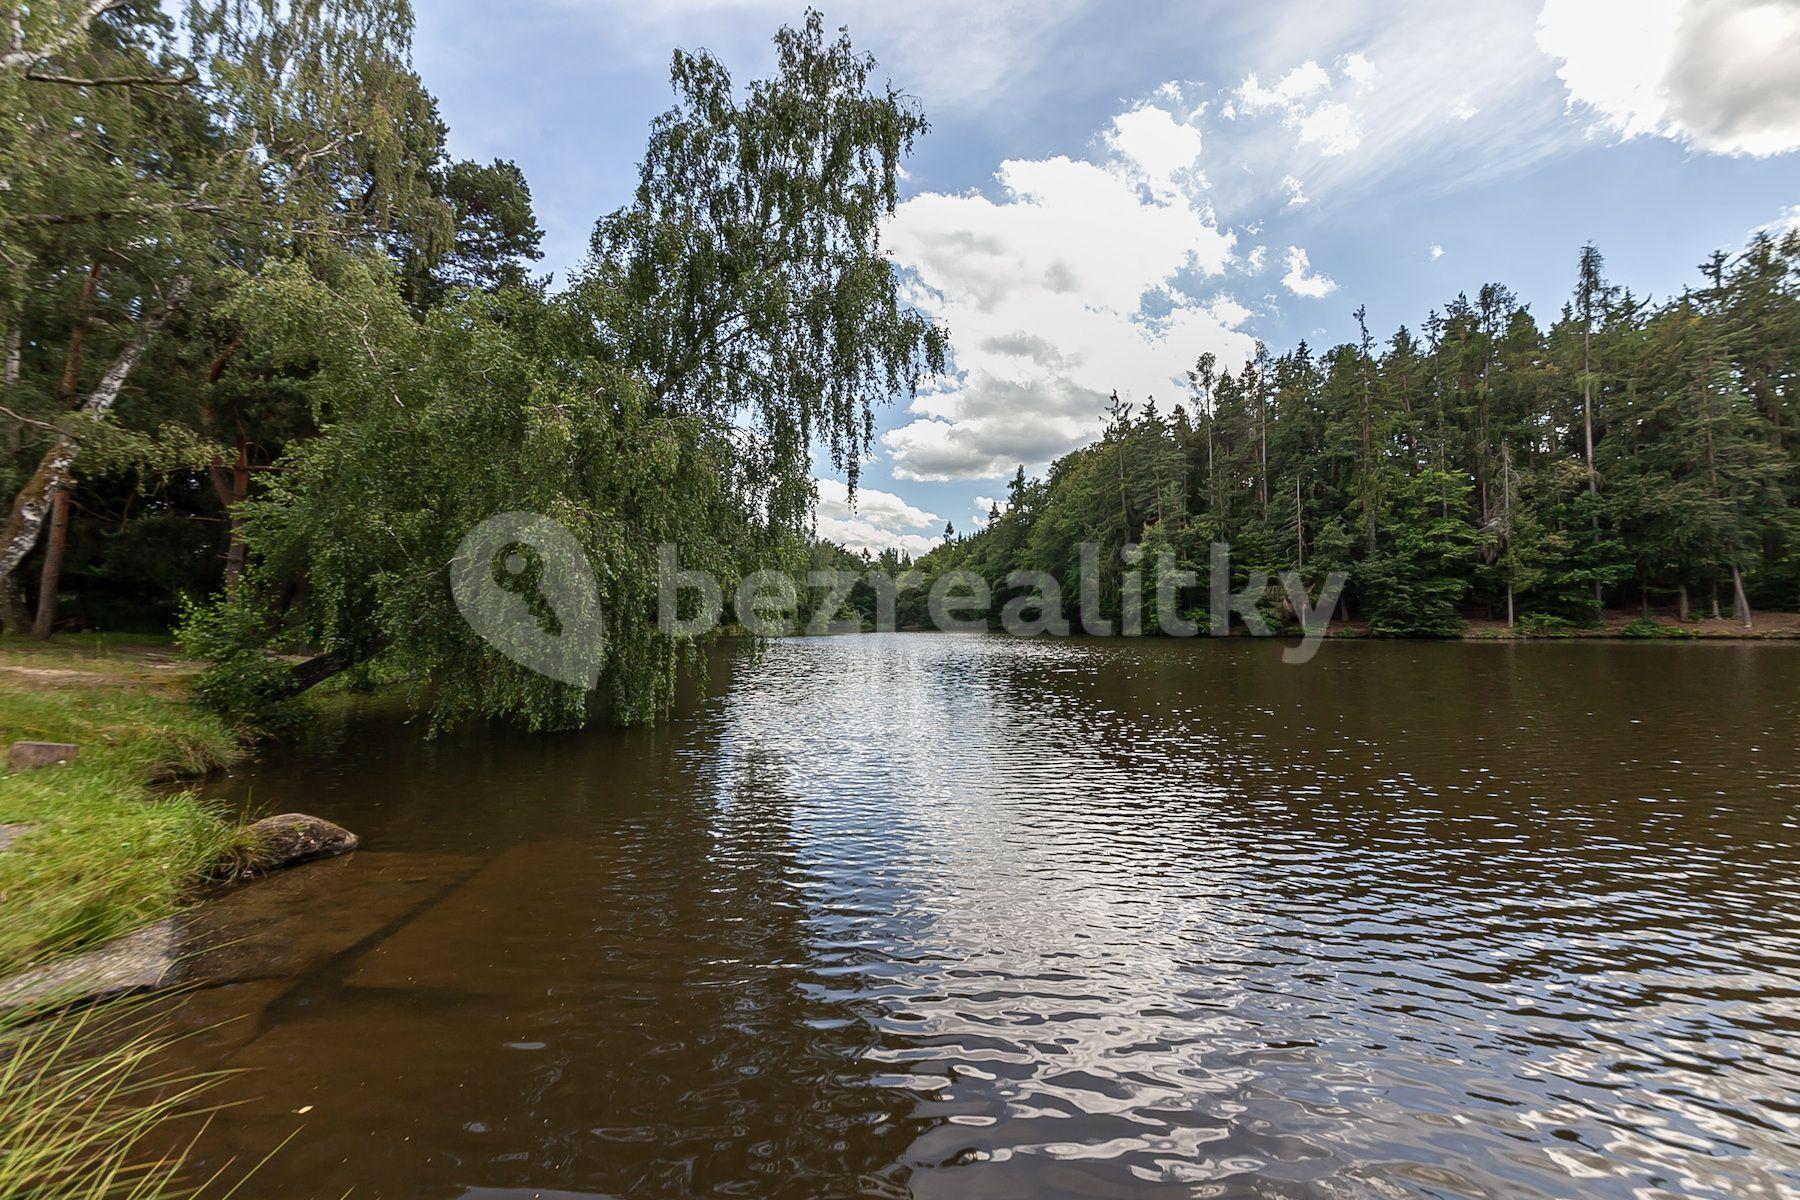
xmin=1108 ymin=105 xmax=1208 ymax=199
xmin=1281 ymin=246 xmax=1338 ymax=298
xmin=1430 ymin=243 xmax=1446 ymax=260
xmin=1341 ymin=52 xmax=1378 ymax=86
xmin=882 ymin=132 xmax=1254 ymax=481
xmin=812 ymin=478 xmax=942 ymax=556
xmin=1537 ymin=0 xmax=1800 ymax=157
xmin=1237 ymin=60 xmax=1332 ymax=113
xmin=1295 ymin=101 xmax=1362 ymax=155
xmin=1281 ymin=175 xmax=1310 ymax=209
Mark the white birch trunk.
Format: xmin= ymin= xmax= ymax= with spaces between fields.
xmin=0 ymin=288 xmax=180 ymax=585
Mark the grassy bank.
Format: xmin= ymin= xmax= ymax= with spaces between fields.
xmin=0 ymin=637 xmax=251 ymax=981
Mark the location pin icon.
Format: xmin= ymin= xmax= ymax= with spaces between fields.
xmin=451 ymin=513 xmax=604 ymax=689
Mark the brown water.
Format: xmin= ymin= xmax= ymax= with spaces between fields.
xmin=164 ymin=634 xmax=1800 ymax=1199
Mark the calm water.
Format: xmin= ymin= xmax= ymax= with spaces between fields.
xmin=163 ymin=635 xmax=1800 ymax=1199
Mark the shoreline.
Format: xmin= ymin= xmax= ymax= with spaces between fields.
xmin=3 ymin=615 xmax=1793 ymax=972
xmin=0 ymin=635 xmax=254 ymax=981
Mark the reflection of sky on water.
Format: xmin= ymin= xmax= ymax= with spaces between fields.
xmin=702 ymin=635 xmax=1800 ymax=1197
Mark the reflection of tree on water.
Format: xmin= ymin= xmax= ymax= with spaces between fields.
xmin=157 ymin=635 xmax=1800 ymax=1200
xmin=157 ymin=643 xmax=930 ymax=1199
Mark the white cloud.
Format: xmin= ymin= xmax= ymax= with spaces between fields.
xmin=1108 ymin=105 xmax=1207 ymax=199
xmin=1282 ymin=246 xmax=1337 ymax=298
xmin=1232 ymin=60 xmax=1363 ymax=157
xmin=1185 ymin=7 xmax=1581 ymax=220
xmin=1238 ymin=60 xmax=1332 ymax=112
xmin=1281 ymin=174 xmax=1310 ymax=209
xmin=1537 ymin=0 xmax=1800 ymax=157
xmin=973 ymin=497 xmax=1002 ymax=527
xmin=1295 ymin=101 xmax=1362 ymax=155
xmin=1430 ymin=242 xmax=1446 ymax=260
xmin=812 ymin=478 xmax=942 ymax=556
xmin=882 ymin=133 xmax=1254 ymax=481
xmin=1342 ymin=52 xmax=1378 ymax=87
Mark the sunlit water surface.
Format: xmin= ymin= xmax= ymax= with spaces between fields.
xmin=166 ymin=635 xmax=1800 ymax=1199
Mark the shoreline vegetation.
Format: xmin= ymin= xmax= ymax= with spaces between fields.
xmin=0 ymin=635 xmax=250 ymax=982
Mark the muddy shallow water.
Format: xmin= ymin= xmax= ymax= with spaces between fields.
xmin=163 ymin=634 xmax=1800 ymax=1198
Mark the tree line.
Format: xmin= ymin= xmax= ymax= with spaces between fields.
xmin=899 ymin=237 xmax=1798 ymax=637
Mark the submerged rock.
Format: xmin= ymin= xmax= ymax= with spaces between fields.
xmin=8 ymin=741 xmax=79 ymax=771
xmin=248 ymin=813 xmax=360 ymax=872
xmin=0 ymin=918 xmax=181 ymax=1009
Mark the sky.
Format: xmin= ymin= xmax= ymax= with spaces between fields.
xmin=412 ymin=0 xmax=1800 ymax=557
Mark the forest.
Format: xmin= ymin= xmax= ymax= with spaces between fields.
xmin=888 ymin=238 xmax=1800 ymax=639
xmin=2 ymin=1 xmax=1796 ymax=738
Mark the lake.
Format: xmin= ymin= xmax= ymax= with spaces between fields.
xmin=164 ymin=634 xmax=1800 ymax=1198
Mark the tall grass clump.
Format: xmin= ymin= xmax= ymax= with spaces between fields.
xmin=0 ymin=999 xmax=260 ymax=1199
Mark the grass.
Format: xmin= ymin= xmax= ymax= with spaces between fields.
xmin=0 ymin=638 xmax=253 ymax=981
xmin=0 ymin=1000 xmax=246 ymax=1200
xmin=0 ymin=639 xmax=279 ymax=1199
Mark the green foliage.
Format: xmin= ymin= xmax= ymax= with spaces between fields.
xmin=1361 ymin=470 xmax=1477 ymax=636
xmin=174 ymin=591 xmax=306 ymax=728
xmin=586 ymin=8 xmax=947 ymax=518
xmin=1618 ymin=616 xmax=1696 ymax=639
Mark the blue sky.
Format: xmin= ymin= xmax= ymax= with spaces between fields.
xmin=413 ymin=0 xmax=1800 ymax=555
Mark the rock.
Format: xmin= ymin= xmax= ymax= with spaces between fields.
xmin=248 ymin=813 xmax=359 ymax=872
xmin=0 ymin=918 xmax=181 ymax=1010
xmin=8 ymin=741 xmax=80 ymax=771
xmin=0 ymin=824 xmax=31 ymax=853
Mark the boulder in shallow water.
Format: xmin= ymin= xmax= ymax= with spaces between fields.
xmin=248 ymin=813 xmax=359 ymax=872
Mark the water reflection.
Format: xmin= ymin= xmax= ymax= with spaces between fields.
xmin=168 ymin=634 xmax=1800 ymax=1198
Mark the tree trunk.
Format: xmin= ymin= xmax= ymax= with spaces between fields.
xmin=1583 ymin=329 xmax=1602 ymax=608
xmin=31 ymin=485 xmax=70 ymax=639
xmin=1731 ymin=562 xmax=1753 ymax=630
xmin=1506 ymin=584 xmax=1515 ymax=629
xmin=224 ymin=441 xmax=249 ymax=589
xmin=0 ymin=576 xmax=28 ymax=634
xmin=1678 ymin=582 xmax=1690 ymax=622
xmin=2 ymin=317 xmax=19 ymax=456
xmin=0 ymin=287 xmax=182 ymax=590
xmin=1710 ymin=583 xmax=1721 ymax=621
